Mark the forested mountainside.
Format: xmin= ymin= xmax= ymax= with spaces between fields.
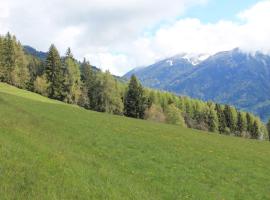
xmin=124 ymin=49 xmax=270 ymax=122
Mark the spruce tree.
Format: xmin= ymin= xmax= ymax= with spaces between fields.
xmin=215 ymin=104 xmax=226 ymax=134
xmin=1 ymin=33 xmax=15 ymax=83
xmin=224 ymin=105 xmax=235 ymax=133
xmin=251 ymin=120 xmax=260 ymax=139
xmin=267 ymin=119 xmax=270 ymax=141
xmin=45 ymin=44 xmax=64 ymax=100
xmin=124 ymin=75 xmax=146 ymax=119
xmin=63 ymin=48 xmax=81 ymax=103
xmin=246 ymin=113 xmax=253 ymax=136
xmin=236 ymin=111 xmax=244 ymax=136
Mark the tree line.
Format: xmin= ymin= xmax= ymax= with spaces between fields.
xmin=0 ymin=32 xmax=269 ymax=140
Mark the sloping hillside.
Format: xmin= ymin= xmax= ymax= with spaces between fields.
xmin=0 ymin=83 xmax=270 ymax=199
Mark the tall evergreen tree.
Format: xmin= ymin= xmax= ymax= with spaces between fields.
xmin=246 ymin=113 xmax=253 ymax=136
xmin=267 ymin=119 xmax=270 ymax=141
xmin=63 ymin=48 xmax=81 ymax=103
xmin=45 ymin=44 xmax=64 ymax=100
xmin=124 ymin=75 xmax=146 ymax=119
xmin=224 ymin=105 xmax=236 ymax=132
xmin=207 ymin=104 xmax=218 ymax=132
xmin=215 ymin=104 xmax=226 ymax=134
xmin=236 ymin=111 xmax=244 ymax=136
xmin=0 ymin=33 xmax=16 ymax=83
xmin=251 ymin=120 xmax=260 ymax=139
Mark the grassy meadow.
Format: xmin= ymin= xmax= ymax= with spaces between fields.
xmin=0 ymin=83 xmax=270 ymax=199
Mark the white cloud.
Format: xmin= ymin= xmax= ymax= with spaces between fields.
xmin=0 ymin=0 xmax=270 ymax=75
xmin=125 ymin=0 xmax=270 ymax=73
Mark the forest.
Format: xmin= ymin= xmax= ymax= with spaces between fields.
xmin=0 ymin=32 xmax=268 ymax=140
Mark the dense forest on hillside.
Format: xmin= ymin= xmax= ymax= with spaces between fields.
xmin=0 ymin=32 xmax=269 ymax=140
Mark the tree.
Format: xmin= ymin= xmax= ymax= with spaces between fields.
xmin=124 ymin=75 xmax=147 ymax=119
xmin=165 ymin=104 xmax=186 ymax=127
xmin=207 ymin=104 xmax=218 ymax=132
xmin=224 ymin=105 xmax=236 ymax=133
xmin=215 ymin=104 xmax=226 ymax=134
xmin=0 ymin=33 xmax=16 ymax=83
xmin=251 ymin=120 xmax=260 ymax=139
xmin=267 ymin=119 xmax=270 ymax=141
xmin=144 ymin=104 xmax=166 ymax=123
xmin=97 ymin=71 xmax=123 ymax=115
xmin=45 ymin=44 xmax=64 ymax=100
xmin=80 ymin=58 xmax=96 ymax=108
xmin=11 ymin=41 xmax=30 ymax=89
xmin=236 ymin=112 xmax=245 ymax=136
xmin=246 ymin=113 xmax=253 ymax=136
xmin=63 ymin=48 xmax=81 ymax=104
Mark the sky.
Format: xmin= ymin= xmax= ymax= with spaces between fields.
xmin=0 ymin=0 xmax=269 ymax=75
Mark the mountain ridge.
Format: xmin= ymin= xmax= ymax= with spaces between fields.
xmin=124 ymin=48 xmax=270 ymax=122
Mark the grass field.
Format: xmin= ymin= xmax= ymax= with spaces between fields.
xmin=1 ymin=83 xmax=270 ymax=199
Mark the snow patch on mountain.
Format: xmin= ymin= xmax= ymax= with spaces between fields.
xmin=166 ymin=60 xmax=173 ymax=66
xmin=182 ymin=53 xmax=210 ymax=65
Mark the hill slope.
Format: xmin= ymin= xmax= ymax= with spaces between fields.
xmin=124 ymin=49 xmax=270 ymax=122
xmin=1 ymin=83 xmax=270 ymax=199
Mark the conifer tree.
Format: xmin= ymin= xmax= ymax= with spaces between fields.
xmin=246 ymin=113 xmax=253 ymax=136
xmin=124 ymin=75 xmax=146 ymax=119
xmin=0 ymin=33 xmax=16 ymax=83
xmin=207 ymin=105 xmax=218 ymax=132
xmin=63 ymin=48 xmax=81 ymax=103
xmin=267 ymin=119 xmax=270 ymax=141
xmin=224 ymin=105 xmax=236 ymax=132
xmin=45 ymin=44 xmax=64 ymax=100
xmin=215 ymin=104 xmax=226 ymax=134
xmin=251 ymin=120 xmax=260 ymax=139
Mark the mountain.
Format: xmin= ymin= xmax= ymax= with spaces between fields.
xmin=1 ymin=83 xmax=270 ymax=199
xmin=124 ymin=54 xmax=209 ymax=89
xmin=23 ymin=45 xmax=48 ymax=61
xmin=124 ymin=49 xmax=270 ymax=122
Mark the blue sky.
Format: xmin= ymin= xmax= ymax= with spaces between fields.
xmin=183 ymin=0 xmax=261 ymax=23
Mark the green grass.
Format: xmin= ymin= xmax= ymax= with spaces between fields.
xmin=1 ymin=83 xmax=270 ymax=200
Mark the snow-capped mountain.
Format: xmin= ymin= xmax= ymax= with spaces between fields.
xmin=123 ymin=48 xmax=270 ymax=122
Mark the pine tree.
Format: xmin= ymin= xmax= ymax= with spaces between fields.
xmin=45 ymin=44 xmax=64 ymax=100
xmin=251 ymin=120 xmax=260 ymax=139
xmin=267 ymin=119 xmax=270 ymax=141
xmin=63 ymin=48 xmax=81 ymax=103
xmin=215 ymin=104 xmax=226 ymax=134
xmin=80 ymin=58 xmax=96 ymax=108
xmin=246 ymin=113 xmax=253 ymax=136
xmin=0 ymin=33 xmax=16 ymax=83
xmin=236 ymin=112 xmax=244 ymax=136
xmin=124 ymin=75 xmax=146 ymax=119
xmin=224 ymin=105 xmax=236 ymax=133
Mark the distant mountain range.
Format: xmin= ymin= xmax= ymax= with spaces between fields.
xmin=24 ymin=45 xmax=48 ymax=61
xmin=124 ymin=48 xmax=270 ymax=122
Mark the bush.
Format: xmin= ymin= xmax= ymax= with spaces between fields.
xmin=165 ymin=104 xmax=186 ymax=127
xmin=144 ymin=105 xmax=166 ymax=123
